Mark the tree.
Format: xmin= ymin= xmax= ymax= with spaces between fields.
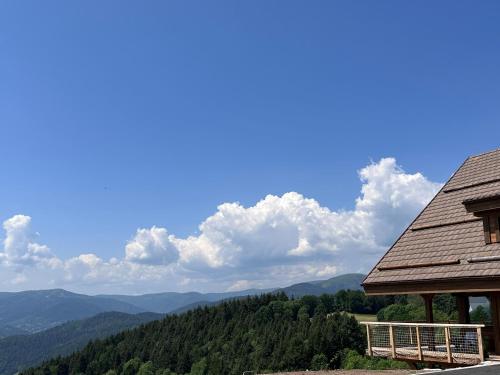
xmin=310 ymin=353 xmax=328 ymax=370
xmin=122 ymin=358 xmax=142 ymax=375
xmin=189 ymin=358 xmax=207 ymax=375
xmin=471 ymin=305 xmax=490 ymax=323
xmin=138 ymin=361 xmax=156 ymax=375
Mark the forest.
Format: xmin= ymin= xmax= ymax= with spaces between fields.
xmin=23 ymin=290 xmax=486 ymax=375
xmin=22 ymin=291 xmax=395 ymax=375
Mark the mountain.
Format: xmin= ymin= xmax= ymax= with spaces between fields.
xmin=0 ymin=289 xmax=144 ymax=334
xmin=97 ymin=288 xmax=274 ymax=313
xmin=0 ymin=273 xmax=364 ymax=337
xmin=168 ymin=274 xmax=365 ymax=314
xmin=0 ymin=311 xmax=163 ymax=375
xmin=99 ymin=275 xmax=364 ymax=313
xmin=280 ymin=273 xmax=365 ymax=297
xmin=0 ymin=325 xmax=28 ymax=339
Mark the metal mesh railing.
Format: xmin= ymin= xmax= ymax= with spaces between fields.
xmin=362 ymin=322 xmax=485 ymax=365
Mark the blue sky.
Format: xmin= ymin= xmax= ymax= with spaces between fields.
xmin=1 ymin=1 xmax=500 ymax=293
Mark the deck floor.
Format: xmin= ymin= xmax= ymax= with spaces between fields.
xmin=370 ymin=346 xmax=482 ymax=365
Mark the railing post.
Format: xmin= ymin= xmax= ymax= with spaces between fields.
xmin=389 ymin=324 xmax=396 ymax=359
xmin=477 ymin=327 xmax=484 ymax=363
xmin=415 ymin=325 xmax=423 ymax=361
xmin=445 ymin=327 xmax=452 ymax=363
xmin=366 ymin=324 xmax=373 ymax=356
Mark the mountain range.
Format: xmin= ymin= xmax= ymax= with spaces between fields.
xmin=0 ymin=273 xmax=364 ymax=336
xmin=0 ymin=273 xmax=364 ymax=375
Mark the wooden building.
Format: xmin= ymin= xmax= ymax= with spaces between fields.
xmin=362 ymin=149 xmax=500 ymax=365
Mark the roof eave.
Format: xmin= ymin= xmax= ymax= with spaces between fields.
xmin=363 ymin=275 xmax=500 ymax=296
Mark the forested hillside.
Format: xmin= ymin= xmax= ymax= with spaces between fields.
xmin=0 ymin=274 xmax=365 ymax=336
xmin=23 ymin=292 xmax=386 ymax=375
xmin=0 ymin=311 xmax=163 ymax=375
xmin=280 ymin=273 xmax=364 ymax=297
xmin=0 ymin=289 xmax=144 ymax=333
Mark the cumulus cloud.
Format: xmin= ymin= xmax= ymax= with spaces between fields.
xmin=125 ymin=226 xmax=178 ymax=265
xmin=1 ymin=215 xmax=55 ymax=267
xmin=0 ymin=158 xmax=443 ymax=294
xmin=172 ymin=157 xmax=441 ymax=274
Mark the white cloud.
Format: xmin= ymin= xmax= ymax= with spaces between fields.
xmin=125 ymin=226 xmax=178 ymax=265
xmin=0 ymin=158 xmax=443 ymax=294
xmin=1 ymin=215 xmax=55 ymax=267
xmin=172 ymin=157 xmax=441 ymax=275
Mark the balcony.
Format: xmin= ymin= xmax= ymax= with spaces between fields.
xmin=361 ymin=321 xmax=485 ymax=365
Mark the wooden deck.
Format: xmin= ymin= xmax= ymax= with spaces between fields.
xmin=362 ymin=322 xmax=485 ymax=365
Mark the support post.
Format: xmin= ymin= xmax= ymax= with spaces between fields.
xmin=366 ymin=324 xmax=372 ymax=356
xmin=422 ymin=294 xmax=435 ymax=351
xmin=423 ymin=294 xmax=434 ymax=323
xmin=389 ymin=324 xmax=396 ymax=359
xmin=477 ymin=327 xmax=484 ymax=362
xmin=490 ymin=292 xmax=500 ymax=355
xmin=445 ymin=327 xmax=452 ymax=363
xmin=416 ymin=325 xmax=423 ymax=361
xmin=456 ymin=294 xmax=471 ymax=324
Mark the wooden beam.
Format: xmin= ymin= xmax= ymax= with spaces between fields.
xmin=389 ymin=324 xmax=396 ymax=359
xmin=416 ymin=325 xmax=423 ymax=361
xmin=363 ymin=276 xmax=500 ymax=295
xmin=423 ymin=294 xmax=435 ymax=351
xmin=477 ymin=327 xmax=484 ymax=363
xmin=456 ymin=294 xmax=471 ymax=324
xmin=490 ymin=292 xmax=500 ymax=355
xmin=423 ymin=294 xmax=434 ymax=323
xmin=366 ymin=324 xmax=372 ymax=356
xmin=464 ymin=198 xmax=500 ymax=214
xmin=445 ymin=327 xmax=452 ymax=363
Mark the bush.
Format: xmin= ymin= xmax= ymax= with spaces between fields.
xmin=310 ymin=353 xmax=328 ymax=370
xmin=341 ymin=349 xmax=409 ymax=370
xmin=377 ymin=303 xmax=449 ymax=322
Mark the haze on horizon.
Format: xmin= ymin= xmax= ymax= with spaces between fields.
xmin=1 ymin=1 xmax=500 ymax=294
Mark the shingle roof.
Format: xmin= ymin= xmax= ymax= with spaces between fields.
xmin=363 ymin=149 xmax=500 ymax=291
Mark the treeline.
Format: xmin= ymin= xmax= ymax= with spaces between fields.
xmin=22 ymin=291 xmax=386 ymax=375
xmin=377 ymin=294 xmax=491 ymax=323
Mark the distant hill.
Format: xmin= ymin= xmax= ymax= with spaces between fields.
xmin=0 ymin=311 xmax=163 ymax=375
xmin=280 ymin=273 xmax=365 ymax=297
xmin=0 ymin=273 xmax=365 ymax=337
xmin=0 ymin=325 xmax=28 ymax=339
xmin=0 ymin=289 xmax=144 ymax=334
xmin=97 ymin=288 xmax=274 ymax=313
xmin=169 ymin=274 xmax=366 ymax=313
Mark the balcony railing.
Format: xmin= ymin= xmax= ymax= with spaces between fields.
xmin=361 ymin=322 xmax=485 ymax=365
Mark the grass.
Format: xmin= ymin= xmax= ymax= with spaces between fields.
xmin=348 ymin=313 xmax=377 ymax=322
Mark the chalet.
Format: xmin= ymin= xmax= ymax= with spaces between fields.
xmin=362 ymin=149 xmax=500 ymax=366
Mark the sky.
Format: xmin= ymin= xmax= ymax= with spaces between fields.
xmin=1 ymin=1 xmax=500 ymax=294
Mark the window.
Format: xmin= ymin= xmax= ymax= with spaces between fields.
xmin=483 ymin=213 xmax=500 ymax=244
